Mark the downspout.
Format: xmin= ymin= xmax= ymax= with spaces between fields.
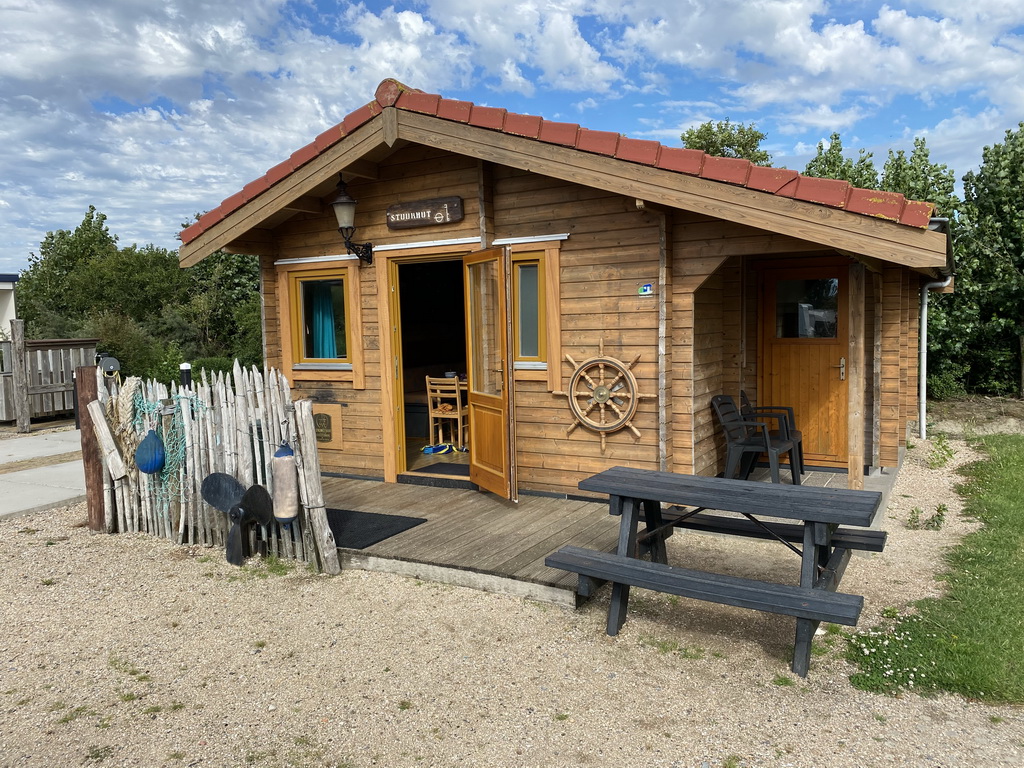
xmin=919 ymin=217 xmax=954 ymax=439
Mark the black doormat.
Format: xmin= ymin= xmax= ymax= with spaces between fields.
xmin=410 ymin=461 xmax=470 ymax=477
xmin=325 ymin=508 xmax=426 ymax=549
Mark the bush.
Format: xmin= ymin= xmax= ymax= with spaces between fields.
xmin=927 ymin=361 xmax=968 ymax=400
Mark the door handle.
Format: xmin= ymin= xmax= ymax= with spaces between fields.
xmin=833 ymin=357 xmax=846 ymax=381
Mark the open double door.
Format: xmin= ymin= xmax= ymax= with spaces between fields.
xmin=390 ymin=248 xmax=515 ymax=499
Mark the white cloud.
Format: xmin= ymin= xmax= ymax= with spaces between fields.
xmin=0 ymin=0 xmax=1023 ymax=272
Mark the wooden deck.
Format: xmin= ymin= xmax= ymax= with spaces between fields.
xmin=320 ymin=466 xmax=897 ymax=607
xmin=321 ymin=476 xmax=618 ymax=607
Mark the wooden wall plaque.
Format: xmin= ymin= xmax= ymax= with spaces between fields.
xmin=386 ymin=197 xmax=464 ymax=229
xmin=310 ymin=403 xmax=345 ymax=451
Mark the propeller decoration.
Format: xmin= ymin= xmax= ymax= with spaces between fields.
xmin=200 ymin=473 xmax=274 ymax=566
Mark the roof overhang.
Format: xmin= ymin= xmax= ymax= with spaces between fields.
xmin=179 ymin=107 xmax=947 ymax=271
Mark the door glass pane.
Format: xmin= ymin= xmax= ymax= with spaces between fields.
xmin=468 ymin=259 xmax=501 ymax=395
xmin=516 ymin=263 xmax=539 ymax=358
xmin=775 ymin=278 xmax=838 ymax=338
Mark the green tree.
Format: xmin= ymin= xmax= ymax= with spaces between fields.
xmin=17 ymin=206 xmax=119 ymax=336
xmin=803 ymin=132 xmax=879 ymax=188
xmin=16 ymin=208 xmax=263 ymax=381
xmin=681 ymin=119 xmax=772 ymax=165
xmin=938 ymin=123 xmax=1024 ymax=396
xmin=880 ymin=137 xmax=959 ymax=219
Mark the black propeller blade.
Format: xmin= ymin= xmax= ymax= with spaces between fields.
xmin=201 ymin=473 xmax=274 ymax=566
xmin=200 ymin=473 xmax=246 ymax=513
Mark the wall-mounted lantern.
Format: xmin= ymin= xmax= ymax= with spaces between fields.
xmin=330 ymin=176 xmax=373 ymax=265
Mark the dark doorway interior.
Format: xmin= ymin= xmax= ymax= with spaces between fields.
xmin=398 ymin=259 xmax=467 ymax=471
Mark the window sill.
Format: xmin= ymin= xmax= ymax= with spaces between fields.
xmin=293 ymin=362 xmax=354 ymax=371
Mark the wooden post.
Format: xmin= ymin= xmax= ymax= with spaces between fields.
xmin=10 ymin=319 xmax=30 ymax=433
xmin=847 ymin=265 xmax=866 ymax=490
xmin=76 ymin=365 xmax=106 ymax=530
xmin=294 ymin=399 xmax=340 ymax=574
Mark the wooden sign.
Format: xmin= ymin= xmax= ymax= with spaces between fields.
xmin=386 ymin=197 xmax=464 ymax=230
xmin=311 ymin=403 xmax=345 ymax=451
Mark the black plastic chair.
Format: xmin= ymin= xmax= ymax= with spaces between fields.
xmin=710 ymin=394 xmax=801 ymax=484
xmin=740 ymin=390 xmax=804 ymax=477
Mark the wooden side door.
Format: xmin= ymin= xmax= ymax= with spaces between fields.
xmin=463 ymin=248 xmax=515 ymax=498
xmin=759 ymin=265 xmax=849 ymax=467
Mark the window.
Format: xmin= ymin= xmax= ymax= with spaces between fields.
xmin=288 ymin=269 xmax=351 ymax=366
xmin=775 ymin=278 xmax=839 ymax=339
xmin=512 ymin=253 xmax=545 ymax=362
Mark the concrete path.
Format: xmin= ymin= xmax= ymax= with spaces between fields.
xmin=0 ymin=428 xmax=86 ymax=520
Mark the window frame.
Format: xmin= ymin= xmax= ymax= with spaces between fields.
xmin=289 ymin=269 xmax=352 ymax=366
xmin=511 ymin=252 xmax=545 ymax=364
xmin=508 ymin=243 xmax=561 ymax=392
xmin=277 ymin=260 xmax=364 ymax=387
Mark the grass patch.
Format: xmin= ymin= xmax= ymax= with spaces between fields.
xmin=637 ymin=633 xmax=705 ymax=658
xmin=85 ymin=745 xmax=114 ymax=762
xmin=57 ymin=705 xmax=95 ymax=724
xmin=847 ymin=435 xmax=1024 ymax=702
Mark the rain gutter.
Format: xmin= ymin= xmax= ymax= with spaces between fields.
xmin=919 ymin=217 xmax=954 ymax=439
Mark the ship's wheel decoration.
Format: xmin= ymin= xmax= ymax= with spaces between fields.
xmin=555 ymin=340 xmax=655 ymax=450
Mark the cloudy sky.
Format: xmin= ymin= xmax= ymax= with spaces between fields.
xmin=1 ymin=0 xmax=1022 ymax=274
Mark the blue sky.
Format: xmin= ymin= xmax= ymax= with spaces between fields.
xmin=1 ymin=0 xmax=1022 ymax=274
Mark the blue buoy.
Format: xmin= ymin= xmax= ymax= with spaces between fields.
xmin=135 ymin=429 xmax=166 ymax=474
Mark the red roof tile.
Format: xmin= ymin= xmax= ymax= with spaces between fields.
xmin=790 ymin=176 xmax=851 ymax=208
xmin=846 ymin=188 xmax=906 ymax=221
xmin=537 ymin=119 xmax=579 ymax=146
xmin=576 ymin=128 xmax=620 ymax=156
xmin=746 ymin=166 xmax=800 ymax=194
xmin=900 ymin=200 xmax=935 ymax=228
xmin=700 ymin=155 xmax=751 ymax=186
xmin=181 ymin=77 xmax=937 ymax=245
xmin=469 ymin=106 xmax=506 ymax=130
xmin=395 ymin=90 xmax=441 ymax=115
xmin=615 ymin=137 xmax=660 ymax=165
xmin=503 ymin=112 xmax=544 ymax=139
xmin=656 ymin=146 xmax=704 ymax=175
xmin=436 ymin=98 xmax=472 ymax=123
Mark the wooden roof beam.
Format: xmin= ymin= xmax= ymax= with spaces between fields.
xmin=395 ymin=111 xmax=947 ymax=270
xmin=178 ymin=123 xmax=387 ymax=267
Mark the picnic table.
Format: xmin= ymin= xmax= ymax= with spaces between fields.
xmin=545 ymin=466 xmax=885 ymax=676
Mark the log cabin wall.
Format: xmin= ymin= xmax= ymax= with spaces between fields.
xmin=690 ymin=271 xmax=726 ymax=477
xmin=878 ymin=265 xmax=906 ymax=466
xmin=492 ymin=167 xmax=664 ymax=494
xmin=862 ymin=270 xmax=879 ymax=468
xmin=250 ymin=140 xmax=932 ymax=494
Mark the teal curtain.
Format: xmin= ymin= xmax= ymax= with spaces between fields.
xmin=311 ymin=283 xmax=336 ymax=358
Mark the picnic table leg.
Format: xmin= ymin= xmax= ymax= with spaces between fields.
xmin=792 ymin=523 xmax=824 ymax=676
xmin=641 ymin=499 xmax=669 ymax=565
xmin=608 ymin=495 xmax=640 ymax=635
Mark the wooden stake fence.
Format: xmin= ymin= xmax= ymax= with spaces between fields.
xmin=85 ymin=362 xmax=339 ymax=573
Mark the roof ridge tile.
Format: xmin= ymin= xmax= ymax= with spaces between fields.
xmin=538 ymin=119 xmax=580 ymax=146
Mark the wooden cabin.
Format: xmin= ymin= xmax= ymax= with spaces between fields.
xmin=178 ymin=78 xmax=952 ymax=499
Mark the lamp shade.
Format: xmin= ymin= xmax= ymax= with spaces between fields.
xmin=330 ymin=180 xmax=357 ymax=229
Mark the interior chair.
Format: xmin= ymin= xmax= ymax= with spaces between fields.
xmin=426 ymin=376 xmax=469 ymax=450
xmin=710 ymin=394 xmax=801 ymax=484
xmin=740 ymin=390 xmax=804 ymax=477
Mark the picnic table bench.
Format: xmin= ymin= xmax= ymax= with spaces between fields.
xmin=545 ymin=466 xmax=886 ymax=676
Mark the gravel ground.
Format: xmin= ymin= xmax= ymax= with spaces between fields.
xmin=1 ymin=436 xmax=1022 ymax=768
